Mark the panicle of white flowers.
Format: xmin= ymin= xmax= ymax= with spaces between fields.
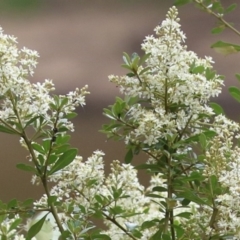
xmin=0 ymin=26 xmax=89 ymax=133
xmin=181 ymin=114 xmax=240 ymax=238
xmin=109 ymin=6 xmax=223 ymax=146
xmin=29 ymin=151 xmax=173 ymax=239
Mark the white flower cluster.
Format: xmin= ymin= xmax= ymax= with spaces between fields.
xmin=28 ymin=151 xmax=173 ymax=239
xmin=183 ymin=116 xmax=240 ymax=238
xmin=109 ymin=6 xmax=223 ymax=146
xmin=0 ymin=26 xmax=89 ymax=132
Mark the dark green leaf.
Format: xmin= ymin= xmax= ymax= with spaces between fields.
xmin=49 ymin=148 xmax=77 ymax=175
xmin=131 ymin=54 xmax=140 ymax=71
xmin=0 ymin=125 xmax=19 ymax=134
xmin=175 ymin=212 xmax=192 ymax=218
xmin=146 ymin=194 xmax=164 ymax=199
xmin=26 ymin=213 xmax=48 ymax=240
xmin=174 ymin=224 xmax=184 ymax=238
xmin=127 ymin=72 xmax=136 ymax=77
xmin=42 ymin=139 xmax=51 ymax=151
xmin=191 ymin=65 xmax=205 ymax=74
xmin=211 ymin=26 xmax=225 ymax=34
xmin=7 ymin=199 xmax=17 ymax=209
xmin=135 ymin=163 xmax=159 ymax=171
xmin=92 ymin=234 xmax=111 ymax=240
xmin=22 ymin=199 xmax=34 ymax=207
xmin=211 ymin=41 xmax=240 ymax=55
xmin=139 ymin=66 xmax=151 ymax=75
xmin=174 ymin=0 xmax=192 ymax=6
xmin=152 ymin=186 xmax=167 ymax=192
xmin=235 ymin=73 xmax=240 ymax=82
xmin=65 ymin=112 xmax=78 ymax=119
xmin=125 ymin=148 xmax=133 ymax=164
xmin=178 ymin=191 xmax=207 ymax=205
xmin=139 ymin=53 xmax=151 ymax=65
xmin=141 ymin=220 xmax=157 ymax=230
xmin=123 ymin=52 xmax=131 ymax=65
xmin=24 ymin=116 xmax=41 ymax=129
xmin=59 ymin=97 xmax=69 ymax=108
xmin=47 ymin=196 xmax=58 ymax=205
xmin=109 ymin=205 xmax=125 ymax=215
xmin=9 ymin=218 xmax=22 ymax=231
xmin=150 ymin=229 xmax=163 ymax=240
xmin=162 ymin=233 xmax=171 ymax=240
xmin=225 ymin=3 xmax=237 ymax=14
xmin=31 ymin=143 xmax=45 ymax=154
xmin=16 ymin=163 xmax=36 ymax=174
xmin=229 ymin=86 xmax=240 ymax=103
xmin=199 ymin=133 xmax=207 ymax=149
xmin=205 ymin=67 xmax=216 ymax=80
xmin=209 ymin=102 xmax=224 ymax=115
xmin=132 ymin=229 xmax=143 ymax=238
xmin=56 ymin=135 xmax=71 ymax=145
xmin=121 ymin=64 xmax=133 ymax=71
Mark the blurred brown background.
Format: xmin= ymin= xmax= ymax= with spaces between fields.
xmin=0 ymin=0 xmax=239 ymax=202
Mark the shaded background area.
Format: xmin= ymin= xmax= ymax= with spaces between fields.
xmin=0 ymin=0 xmax=239 ymax=202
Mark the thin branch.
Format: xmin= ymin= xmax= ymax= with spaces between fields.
xmin=193 ymin=0 xmax=240 ymax=37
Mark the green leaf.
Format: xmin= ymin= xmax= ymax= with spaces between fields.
xmin=205 ymin=67 xmax=216 ymax=80
xmin=16 ymin=163 xmax=36 ymax=174
xmin=174 ymin=224 xmax=185 ymax=238
xmin=65 ymin=112 xmax=78 ymax=119
xmin=224 ymin=3 xmax=237 ymax=14
xmin=53 ymin=144 xmax=70 ymax=155
xmin=152 ymin=186 xmax=167 ymax=192
xmin=150 ymin=229 xmax=163 ymax=240
xmin=59 ymin=97 xmax=69 ymax=108
xmin=132 ymin=229 xmax=143 ymax=238
xmin=92 ymin=234 xmax=111 ymax=240
xmin=209 ymin=175 xmax=218 ymax=194
xmin=146 ymin=194 xmax=164 ymax=199
xmin=199 ymin=133 xmax=207 ymax=149
xmin=22 ymin=199 xmax=34 ymax=208
xmin=0 ymin=125 xmax=19 ymax=134
xmin=49 ymin=148 xmax=78 ymax=175
xmin=191 ymin=65 xmax=205 ymax=74
xmin=211 ymin=26 xmax=225 ymax=34
xmin=141 ymin=220 xmax=158 ymax=230
xmin=162 ymin=233 xmax=171 ymax=240
xmin=125 ymin=148 xmax=133 ymax=164
xmin=26 ymin=213 xmax=48 ymax=240
xmin=209 ymin=102 xmax=224 ymax=115
xmin=174 ymin=0 xmax=192 ymax=6
xmin=9 ymin=218 xmax=22 ymax=232
xmin=123 ymin=52 xmax=131 ymax=65
xmin=139 ymin=66 xmax=151 ymax=75
xmin=31 ymin=143 xmax=45 ymax=154
xmin=229 ymin=86 xmax=240 ymax=103
xmin=109 ymin=205 xmax=125 ymax=215
xmin=42 ymin=139 xmax=51 ymax=152
xmin=47 ymin=196 xmax=58 ymax=205
xmin=121 ymin=64 xmax=133 ymax=71
xmin=7 ymin=199 xmax=17 ymax=209
xmin=139 ymin=53 xmax=151 ymax=65
xmin=135 ymin=163 xmax=160 ymax=173
xmin=178 ymin=191 xmax=207 ymax=205
xmin=24 ymin=115 xmax=41 ymax=129
xmin=55 ymin=135 xmax=71 ymax=145
xmin=131 ymin=53 xmax=140 ymax=71
xmin=211 ymin=41 xmax=240 ymax=55
xmin=236 ymin=73 xmax=240 ymax=82
xmin=175 ymin=212 xmax=192 ymax=219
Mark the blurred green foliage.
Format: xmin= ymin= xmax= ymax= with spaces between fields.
xmin=0 ymin=0 xmax=42 ymax=12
